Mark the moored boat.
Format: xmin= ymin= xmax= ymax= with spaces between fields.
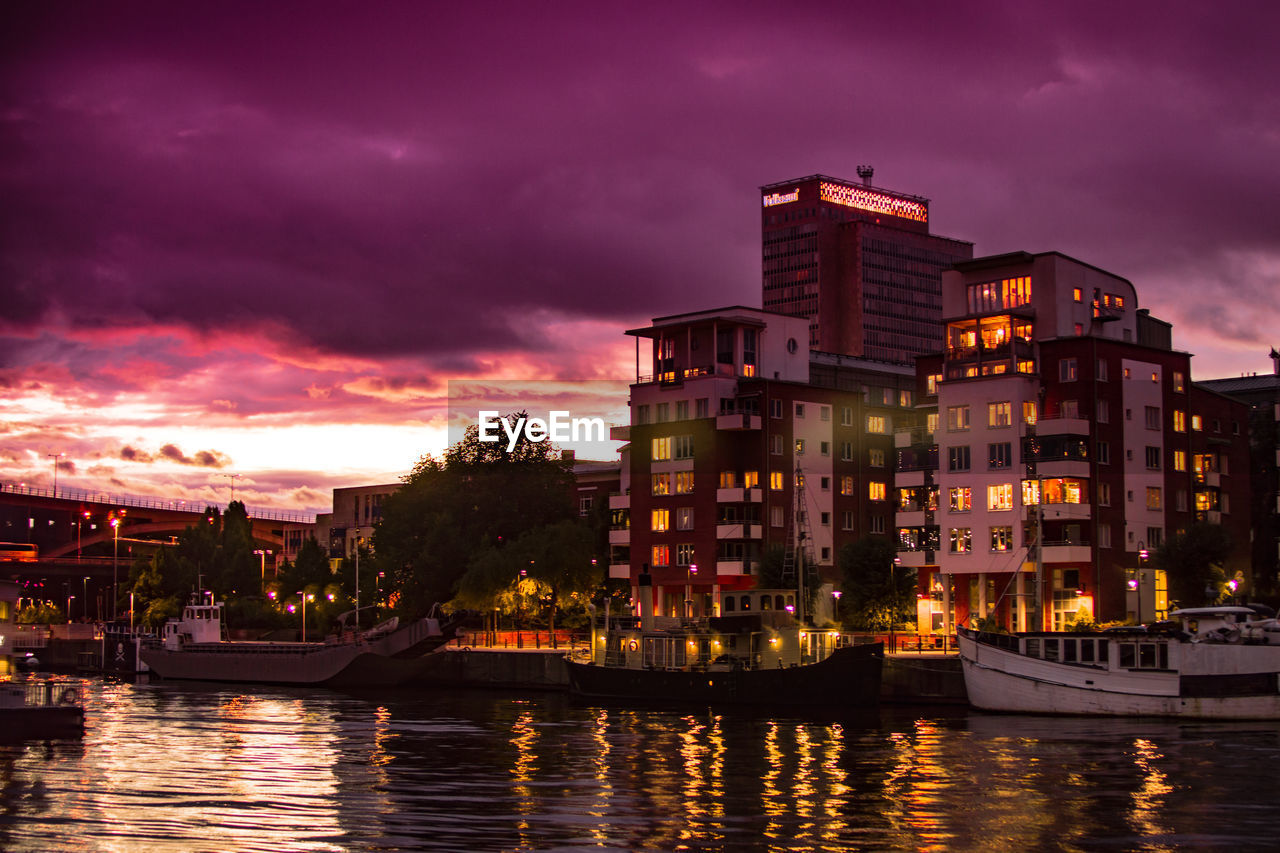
xmin=0 ymin=678 xmax=85 ymax=740
xmin=566 ymin=603 xmax=883 ymax=708
xmin=139 ymin=593 xmax=457 ymax=687
xmin=958 ymin=604 xmax=1280 ymax=719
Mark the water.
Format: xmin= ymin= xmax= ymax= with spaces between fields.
xmin=3 ymin=678 xmax=1280 ymax=852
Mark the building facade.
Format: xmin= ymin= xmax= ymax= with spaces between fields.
xmin=612 ymin=306 xmax=916 ymax=620
xmin=895 ymin=252 xmax=1252 ymax=632
xmin=760 ymin=170 xmax=973 ymax=361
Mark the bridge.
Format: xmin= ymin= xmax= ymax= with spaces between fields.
xmin=1 ymin=484 xmax=317 ymax=621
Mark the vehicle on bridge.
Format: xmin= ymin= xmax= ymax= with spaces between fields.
xmin=0 ymin=543 xmax=38 ymax=562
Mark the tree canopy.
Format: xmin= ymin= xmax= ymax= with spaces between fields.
xmin=838 ymin=536 xmax=914 ymax=631
xmin=1155 ymin=522 xmax=1233 ymax=608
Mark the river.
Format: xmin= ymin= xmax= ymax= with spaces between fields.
xmin=2 ymin=677 xmax=1279 ymax=851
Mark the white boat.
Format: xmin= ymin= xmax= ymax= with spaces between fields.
xmin=139 ymin=593 xmax=456 ymax=687
xmin=958 ymin=605 xmax=1280 ymax=719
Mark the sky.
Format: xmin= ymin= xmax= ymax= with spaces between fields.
xmin=3 ymin=1 xmax=1278 ymax=516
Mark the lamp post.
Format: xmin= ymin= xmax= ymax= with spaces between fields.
xmin=47 ymin=452 xmax=64 ymax=497
xmin=685 ymin=563 xmax=698 ymax=619
xmin=78 ymin=510 xmax=90 ymax=562
xmin=832 ymin=589 xmax=842 ymax=624
xmin=1129 ymin=541 xmax=1148 ymax=624
xmin=82 ymin=576 xmax=90 ymax=622
xmin=110 ymin=514 xmax=123 ymax=621
xmin=254 ymin=549 xmax=273 ymax=593
xmin=296 ymin=591 xmax=314 ymax=642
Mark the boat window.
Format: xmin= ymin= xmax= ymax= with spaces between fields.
xmin=760 ymin=597 xmax=772 ymax=611
xmin=774 ymin=595 xmax=786 ymax=610
xmin=1139 ymin=644 xmax=1157 ymax=668
xmin=1097 ymin=641 xmax=1107 ymax=663
xmin=1043 ymin=639 xmax=1059 ymax=661
xmin=1119 ymin=643 xmax=1136 ymax=668
xmin=1080 ymin=640 xmax=1095 ymax=663
xmin=724 ymin=597 xmax=735 ymax=612
xmin=1025 ymin=638 xmax=1040 ymax=658
xmin=1159 ymin=644 xmax=1168 ymax=669
xmin=740 ymin=595 xmax=751 ymax=611
xmin=1063 ymin=640 xmax=1078 ymax=663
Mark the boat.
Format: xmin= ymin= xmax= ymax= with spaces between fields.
xmin=957 ymin=604 xmax=1280 ymax=719
xmin=139 ymin=592 xmax=458 ymax=687
xmin=0 ymin=677 xmax=85 ymax=740
xmin=566 ymin=600 xmax=883 ymax=708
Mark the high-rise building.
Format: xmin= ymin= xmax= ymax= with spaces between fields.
xmin=608 ymin=306 xmax=915 ymax=620
xmin=894 ymin=252 xmax=1252 ymax=633
xmin=760 ymin=170 xmax=973 ymax=362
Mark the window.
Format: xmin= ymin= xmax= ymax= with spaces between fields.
xmin=821 ymin=441 xmax=831 ymax=457
xmin=579 ymin=496 xmax=593 ymax=516
xmin=989 ymin=442 xmax=1012 ymax=469
xmin=949 ymin=528 xmax=972 ymax=553
xmin=1060 ymin=358 xmax=1078 ymax=382
xmin=867 ymin=415 xmax=889 ymax=434
xmin=1172 ymin=372 xmax=1185 ymax=393
xmin=949 ymin=487 xmax=972 ymax=512
xmin=770 ymin=399 xmax=783 ymax=418
xmin=652 ymin=436 xmax=671 ymax=461
xmin=1146 ymin=487 xmax=1162 ymax=510
xmin=1073 ymin=287 xmax=1083 ymax=303
xmin=695 ymin=398 xmax=709 ymax=419
xmin=795 ymin=439 xmax=805 ymax=455
xmin=841 ymin=476 xmax=854 ymax=496
xmin=1098 ymin=524 xmax=1111 ymax=549
xmin=675 ymin=543 xmax=694 ymax=566
xmin=988 ymin=402 xmax=1012 ymax=428
xmin=771 ymin=506 xmax=784 ymax=527
xmin=795 ymin=403 xmax=805 ymax=418
xmin=1145 ymin=406 xmax=1160 ymax=429
xmin=948 ymin=445 xmax=971 ymax=472
xmin=990 ymin=526 xmax=1014 ymax=552
xmin=743 ymin=471 xmax=759 ymax=489
xmin=869 ymin=516 xmax=886 ymax=534
xmin=988 ymin=483 xmax=1013 ymax=511
xmin=651 ymin=473 xmax=671 ymax=496
xmin=947 ymin=405 xmax=970 ymax=431
xmin=635 ymin=404 xmax=650 ymax=425
xmin=771 ymin=434 xmax=783 ymax=455
xmin=1146 ymin=527 xmax=1163 ymax=547
xmin=651 ymin=545 xmax=670 ymax=567
xmin=820 ymin=512 xmax=830 ymax=526
xmin=651 ymin=509 xmax=670 ymax=532
xmin=656 ymin=403 xmax=669 ymax=423
xmin=926 ymin=374 xmax=941 ymax=395
xmin=1145 ymin=447 xmax=1161 ymax=469
xmin=869 ymin=482 xmax=887 ymax=501
xmin=927 ymin=412 xmax=940 ymax=434
xmin=1098 ymin=441 xmax=1110 ymax=465
xmin=1022 ymin=401 xmax=1038 ymax=425
xmin=899 ymin=389 xmax=914 ymax=408
xmin=676 ymin=507 xmax=694 ymax=530
xmin=1175 ymin=489 xmax=1188 ymax=512
xmin=675 ymin=400 xmax=688 ymax=421
xmin=770 ymin=471 xmax=784 ymax=490
xmin=820 ymin=405 xmax=831 ymax=421
xmin=869 ymin=448 xmax=885 ymax=467
xmin=1173 ymin=410 xmax=1186 ymax=432
xmin=820 ymin=476 xmax=830 ymax=491
xmin=841 ymin=511 xmax=854 ymax=530
xmin=719 ymin=470 xmax=736 ymax=489
xmin=841 ymin=406 xmax=853 ymax=426
xmin=674 ymin=471 xmax=694 ymax=494
xmin=1098 ymin=482 xmax=1111 ymax=506
xmin=1096 ymin=359 xmax=1108 ymax=381
xmin=1060 ymin=400 xmax=1079 ymax=419
xmin=1096 ymin=399 xmax=1109 ymax=423
xmin=674 ymin=435 xmax=694 ymax=459
xmin=841 ymin=441 xmax=853 ymax=461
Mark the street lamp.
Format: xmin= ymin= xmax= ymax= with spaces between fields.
xmin=1129 ymin=541 xmax=1149 ymax=623
xmin=685 ymin=563 xmax=698 ymax=619
xmin=254 ymin=549 xmax=273 ymax=593
xmin=110 ymin=513 xmax=125 ymax=621
xmin=47 ymin=452 xmax=65 ymax=497
xmin=832 ymin=589 xmax=842 ymax=623
xmin=296 ymin=591 xmax=314 ymax=642
xmin=82 ymin=576 xmax=90 ymax=622
xmin=78 ymin=510 xmax=90 ymax=562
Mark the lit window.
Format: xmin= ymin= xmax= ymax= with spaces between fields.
xmin=988 ymin=401 xmax=1012 ymax=428
xmin=867 ymin=415 xmax=889 ymax=434
xmin=744 ymin=471 xmax=759 ymax=489
xmin=990 ymin=526 xmax=1014 ymax=552
xmin=651 ymin=473 xmax=671 ymax=496
xmin=1173 ymin=410 xmax=1186 ymax=432
xmin=949 ymin=527 xmax=972 ymax=553
xmin=1072 ymin=287 xmax=1083 ymax=303
xmin=869 ymin=482 xmax=886 ymax=501
xmin=770 ymin=471 xmax=784 ymax=490
xmin=651 ymin=509 xmax=669 ymax=532
xmin=651 ymin=436 xmax=671 ymax=461
xmin=719 ymin=471 xmax=735 ymax=489
xmin=1173 ymin=450 xmax=1187 ymax=472
xmin=674 ymin=471 xmax=694 ymax=494
xmin=1173 ymin=372 xmax=1185 ymax=393
xmin=947 ymin=406 xmax=970 ymax=431
xmin=869 ymin=448 xmax=885 ymax=467
xmin=651 ymin=545 xmax=670 ymax=567
xmin=988 ymin=484 xmax=1013 ymax=511
xmin=1146 ymin=487 xmax=1162 ymax=510
xmin=841 ymin=476 xmax=854 ymax=496
xmin=949 ymin=487 xmax=971 ymax=512
xmin=1022 ymin=401 xmax=1038 ymax=425
xmin=795 ymin=439 xmax=805 ymax=454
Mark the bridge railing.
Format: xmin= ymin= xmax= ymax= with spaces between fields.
xmin=0 ymin=483 xmax=316 ymax=524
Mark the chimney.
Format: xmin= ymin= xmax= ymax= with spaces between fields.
xmin=856 ymin=164 xmax=874 ymax=186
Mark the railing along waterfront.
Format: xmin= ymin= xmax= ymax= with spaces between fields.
xmin=0 ymin=483 xmax=315 ymax=524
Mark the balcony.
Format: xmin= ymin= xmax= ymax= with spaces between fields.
xmin=1037 ymin=502 xmax=1092 ymax=522
xmin=609 ymin=563 xmax=631 ymax=579
xmin=1040 ymin=543 xmax=1093 ymax=563
xmin=896 ymin=510 xmax=927 ymax=528
xmin=1032 ymin=459 xmax=1091 ymax=479
xmin=895 ymin=469 xmax=926 ymax=487
xmin=716 ymin=413 xmax=761 ymax=431
xmin=716 ymin=560 xmax=747 ymax=576
xmin=716 ymin=487 xmax=763 ymax=503
xmin=609 ymin=492 xmax=630 ymax=510
xmin=1035 ymin=414 xmax=1091 ymax=435
xmin=608 ymin=528 xmax=630 ymax=545
xmin=716 ymin=523 xmax=762 ymax=540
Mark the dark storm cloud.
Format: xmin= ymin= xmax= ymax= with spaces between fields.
xmin=157 ymin=444 xmax=229 ymax=467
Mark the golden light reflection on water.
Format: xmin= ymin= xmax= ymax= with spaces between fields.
xmin=508 ymin=708 xmax=538 ymax=844
xmin=1128 ymin=737 xmax=1173 ymax=851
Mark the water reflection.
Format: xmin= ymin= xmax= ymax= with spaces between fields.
xmin=2 ymin=683 xmax=1280 ymax=851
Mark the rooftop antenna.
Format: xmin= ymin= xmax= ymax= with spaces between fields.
xmin=856 ymin=165 xmax=874 ymax=186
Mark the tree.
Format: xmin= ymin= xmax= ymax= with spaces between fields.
xmin=277 ymin=536 xmax=332 ymax=598
xmin=838 ymin=536 xmax=914 ymax=631
xmin=1156 ymin=522 xmax=1233 ymax=608
xmin=374 ymin=413 xmax=576 ymax=617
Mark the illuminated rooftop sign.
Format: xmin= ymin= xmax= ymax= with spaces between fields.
xmin=762 ymin=188 xmax=799 ymax=207
xmin=818 ymin=181 xmax=927 ymax=223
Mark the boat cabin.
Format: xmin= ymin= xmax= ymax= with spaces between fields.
xmin=161 ymin=592 xmax=225 ymax=649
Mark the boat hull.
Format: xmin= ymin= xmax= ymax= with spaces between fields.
xmin=139 ymin=617 xmax=447 ymax=687
xmin=566 ymin=643 xmax=884 ymax=707
xmin=958 ymin=628 xmax=1280 ymax=720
